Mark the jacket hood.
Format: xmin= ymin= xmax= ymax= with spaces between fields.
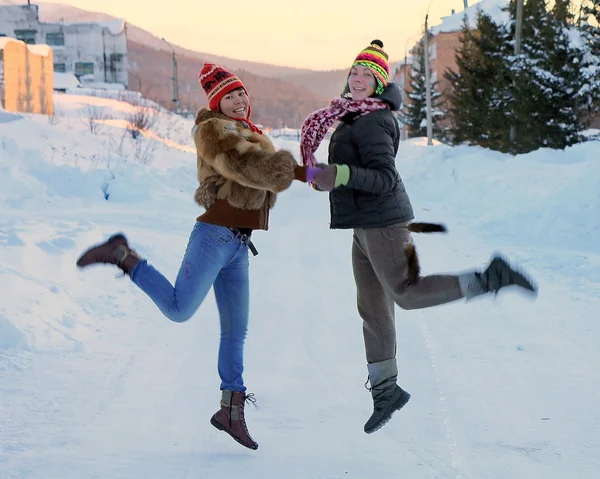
xmin=374 ymin=82 xmax=402 ymax=111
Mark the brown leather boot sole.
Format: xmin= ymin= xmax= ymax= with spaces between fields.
xmin=210 ymin=414 xmax=259 ymax=451
xmin=76 ymin=234 xmax=128 ymax=268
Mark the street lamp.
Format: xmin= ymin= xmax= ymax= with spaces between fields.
xmin=509 ymin=0 xmax=525 ymax=145
xmin=162 ymin=37 xmax=180 ymax=112
xmin=422 ymin=0 xmax=468 ymax=145
xmin=424 ymin=14 xmax=434 ymax=145
xmin=423 ymin=0 xmax=440 ymax=146
xmin=129 ymin=71 xmax=142 ymax=92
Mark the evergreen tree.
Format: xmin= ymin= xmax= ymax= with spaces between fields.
xmin=401 ymin=36 xmax=443 ymax=139
xmin=445 ymin=13 xmax=512 ymax=150
xmin=581 ymin=0 xmax=600 ymax=24
xmin=553 ymin=0 xmax=574 ymax=22
xmin=506 ymin=0 xmax=585 ymax=152
xmin=577 ymin=0 xmax=600 ymax=127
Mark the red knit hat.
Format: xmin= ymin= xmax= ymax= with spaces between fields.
xmin=198 ymin=63 xmax=249 ymax=113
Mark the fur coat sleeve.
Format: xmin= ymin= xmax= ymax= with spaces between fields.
xmin=193 ymin=109 xmax=298 ymax=194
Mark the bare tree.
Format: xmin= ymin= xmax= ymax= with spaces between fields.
xmin=133 ymin=137 xmax=157 ymax=165
xmin=47 ymin=102 xmax=62 ymax=125
xmin=126 ymin=105 xmax=158 ymax=139
xmin=82 ymin=104 xmax=108 ymax=134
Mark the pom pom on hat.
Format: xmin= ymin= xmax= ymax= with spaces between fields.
xmin=351 ymin=39 xmax=389 ymax=95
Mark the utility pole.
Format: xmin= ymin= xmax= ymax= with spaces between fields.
xmin=162 ymin=38 xmax=180 ymax=112
xmin=509 ymin=0 xmax=524 ymax=145
xmin=424 ymin=14 xmax=433 ymax=145
xmin=463 ymin=0 xmax=469 ymax=8
xmin=514 ymin=0 xmax=524 ymax=55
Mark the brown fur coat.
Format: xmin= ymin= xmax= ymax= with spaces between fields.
xmin=192 ymin=108 xmax=298 ymax=211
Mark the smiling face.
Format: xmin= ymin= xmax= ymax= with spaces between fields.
xmin=218 ymin=87 xmax=250 ymax=119
xmin=348 ymin=65 xmax=377 ymax=101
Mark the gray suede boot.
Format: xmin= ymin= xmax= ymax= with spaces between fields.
xmin=364 ymin=359 xmax=411 ymax=434
xmin=458 ymin=254 xmax=537 ymax=299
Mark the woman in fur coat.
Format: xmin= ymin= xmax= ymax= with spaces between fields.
xmin=300 ymin=41 xmax=537 ymax=435
xmin=76 ymin=63 xmax=317 ymax=450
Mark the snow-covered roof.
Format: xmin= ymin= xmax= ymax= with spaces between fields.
xmin=430 ymin=0 xmax=510 ymax=35
xmin=53 ymin=72 xmax=82 ymax=90
xmin=52 ymin=18 xmax=126 ymax=35
xmin=0 ymin=37 xmax=51 ymax=56
xmin=0 ymin=37 xmax=12 ymax=50
xmin=392 ymin=57 xmax=414 ymax=69
xmin=98 ymin=19 xmax=126 ymax=35
xmin=27 ymin=44 xmax=52 ymax=56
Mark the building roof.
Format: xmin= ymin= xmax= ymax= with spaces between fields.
xmin=53 ymin=72 xmax=82 ymax=90
xmin=48 ymin=18 xmax=125 ymax=35
xmin=392 ymin=56 xmax=415 ymax=69
xmin=98 ymin=19 xmax=126 ymax=35
xmin=50 ymin=18 xmax=126 ymax=35
xmin=430 ymin=0 xmax=510 ymax=35
xmin=0 ymin=37 xmax=51 ymax=56
xmin=0 ymin=3 xmax=126 ymax=35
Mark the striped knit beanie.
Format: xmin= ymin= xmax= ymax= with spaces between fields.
xmin=198 ymin=63 xmax=249 ymax=113
xmin=351 ymin=39 xmax=389 ymax=95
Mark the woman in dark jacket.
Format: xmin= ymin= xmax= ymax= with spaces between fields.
xmin=300 ymin=40 xmax=537 ymax=435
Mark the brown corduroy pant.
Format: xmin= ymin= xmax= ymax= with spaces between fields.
xmin=352 ymin=222 xmax=464 ymax=364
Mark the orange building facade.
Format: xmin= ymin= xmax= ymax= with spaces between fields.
xmin=0 ymin=37 xmax=54 ymax=115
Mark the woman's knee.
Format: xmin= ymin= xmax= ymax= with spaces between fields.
xmin=395 ymin=300 xmax=418 ymax=311
xmin=393 ymin=291 xmax=419 ymax=310
xmin=164 ymin=303 xmax=195 ymax=323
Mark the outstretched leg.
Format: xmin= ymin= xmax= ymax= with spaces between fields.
xmin=355 ymin=223 xmax=536 ymax=310
xmin=355 ymin=223 xmax=464 ymax=310
xmin=76 ymin=222 xmax=234 ymax=322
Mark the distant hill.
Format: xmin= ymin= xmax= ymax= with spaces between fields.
xmin=284 ymin=69 xmax=349 ymax=102
xmin=0 ymin=0 xmax=340 ymax=126
xmin=125 ymin=40 xmax=328 ymax=127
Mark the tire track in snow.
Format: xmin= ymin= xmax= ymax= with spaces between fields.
xmin=420 ymin=320 xmax=467 ymax=479
xmin=301 ymin=320 xmax=452 ymax=474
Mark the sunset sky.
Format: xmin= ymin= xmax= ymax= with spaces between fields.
xmin=35 ymin=0 xmax=476 ymax=70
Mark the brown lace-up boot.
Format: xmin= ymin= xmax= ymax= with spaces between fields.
xmin=210 ymin=390 xmax=258 ymax=450
xmin=76 ymin=233 xmax=141 ymax=276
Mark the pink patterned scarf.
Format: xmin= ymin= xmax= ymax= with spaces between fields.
xmin=300 ymin=97 xmax=390 ymax=167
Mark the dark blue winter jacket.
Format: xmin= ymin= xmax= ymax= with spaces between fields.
xmin=327 ymin=83 xmax=415 ymax=229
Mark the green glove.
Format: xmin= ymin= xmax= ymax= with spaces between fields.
xmin=313 ymin=164 xmax=350 ymax=191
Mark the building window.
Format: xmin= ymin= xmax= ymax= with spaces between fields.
xmin=54 ymin=63 xmax=66 ymax=73
xmin=46 ymin=32 xmax=65 ymax=46
xmin=75 ymin=62 xmax=94 ymax=76
xmin=14 ymin=29 xmax=37 ymax=44
xmin=429 ymin=42 xmax=437 ymax=61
